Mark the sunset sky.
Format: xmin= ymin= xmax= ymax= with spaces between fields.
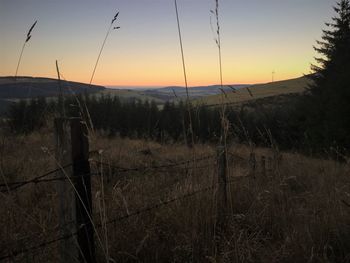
xmin=0 ymin=0 xmax=334 ymax=87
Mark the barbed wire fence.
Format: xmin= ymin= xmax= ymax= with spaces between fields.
xmin=0 ymin=117 xmax=274 ymax=262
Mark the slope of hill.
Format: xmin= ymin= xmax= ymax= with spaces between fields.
xmin=196 ymin=76 xmax=311 ymax=106
xmin=0 ymin=76 xmax=105 ymax=99
xmin=142 ymin=84 xmax=249 ymax=101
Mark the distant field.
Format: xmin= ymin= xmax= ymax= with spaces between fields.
xmin=99 ymin=88 xmax=165 ymax=104
xmin=196 ymin=75 xmax=311 ymax=106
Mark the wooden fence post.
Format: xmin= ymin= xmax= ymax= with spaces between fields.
xmin=70 ymin=118 xmax=96 ymax=263
xmin=55 ymin=118 xmax=77 ymax=263
xmin=261 ymin=156 xmax=266 ymax=177
xmin=248 ymin=152 xmax=256 ymax=177
xmin=267 ymin=156 xmax=273 ymax=175
xmin=216 ymin=145 xmax=228 ymax=227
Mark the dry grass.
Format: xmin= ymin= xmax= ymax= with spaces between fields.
xmin=1 ymin=131 xmax=350 ymax=262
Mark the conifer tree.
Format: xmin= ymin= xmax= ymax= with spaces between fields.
xmin=307 ymin=0 xmax=350 ymax=149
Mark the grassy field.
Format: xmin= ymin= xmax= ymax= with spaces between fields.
xmin=1 ymin=128 xmax=349 ymax=262
xmin=196 ymin=75 xmax=311 ymax=106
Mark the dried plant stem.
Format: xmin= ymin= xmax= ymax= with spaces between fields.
xmin=212 ymin=0 xmax=234 ymax=222
xmin=15 ymin=20 xmax=37 ymax=81
xmin=213 ymin=0 xmax=227 ymax=145
xmin=215 ymin=6 xmax=223 ymax=90
xmin=87 ymin=12 xmax=119 ymax=133
xmin=55 ymin=60 xmax=65 ymax=118
xmin=90 ymin=24 xmax=113 ymax=85
xmin=174 ymin=0 xmax=195 ymax=148
xmin=86 ymin=25 xmax=112 ymax=132
xmin=14 ymin=42 xmax=26 ymax=80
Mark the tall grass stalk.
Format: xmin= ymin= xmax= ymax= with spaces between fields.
xmin=211 ymin=0 xmax=236 ymax=233
xmin=55 ymin=60 xmax=65 ymax=118
xmin=13 ymin=21 xmax=38 ymax=138
xmin=15 ymin=20 xmax=37 ymax=80
xmin=174 ymin=0 xmax=195 ymax=149
xmin=213 ymin=1 xmax=223 ymax=92
xmin=85 ymin=12 xmax=120 ymax=133
xmin=89 ymin=12 xmax=120 ymax=85
xmin=211 ymin=0 xmax=228 ymax=146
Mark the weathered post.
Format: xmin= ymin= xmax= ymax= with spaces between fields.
xmin=261 ymin=156 xmax=266 ymax=177
xmin=55 ymin=118 xmax=77 ymax=262
xmin=273 ymin=150 xmax=282 ymax=174
xmin=248 ymin=152 xmax=256 ymax=177
xmin=267 ymin=156 xmax=273 ymax=175
xmin=70 ymin=118 xmax=96 ymax=263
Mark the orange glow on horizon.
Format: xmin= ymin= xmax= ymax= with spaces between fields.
xmin=98 ymin=75 xmax=303 ymax=87
xmin=95 ymin=71 xmax=307 ymax=87
xmin=14 ymin=70 xmax=306 ymax=88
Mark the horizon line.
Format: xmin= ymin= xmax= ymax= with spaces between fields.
xmin=1 ymin=74 xmax=307 ymax=88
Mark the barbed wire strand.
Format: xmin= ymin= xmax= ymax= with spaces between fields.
xmin=0 ymin=156 xmax=216 ymax=193
xmin=0 ymin=231 xmax=77 ymax=261
xmin=0 ymin=152 xmax=247 ymax=193
xmin=92 ymin=154 xmax=215 ymax=173
xmin=99 ymin=175 xmax=248 ymax=227
xmin=0 ymin=173 xmax=251 ymax=261
xmin=0 ymin=164 xmax=73 ymax=192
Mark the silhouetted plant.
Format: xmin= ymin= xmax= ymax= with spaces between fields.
xmin=15 ymin=20 xmax=37 ymax=80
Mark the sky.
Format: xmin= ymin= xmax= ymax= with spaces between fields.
xmin=0 ymin=0 xmax=335 ymax=87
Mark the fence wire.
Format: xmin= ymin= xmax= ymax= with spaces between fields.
xmin=0 ymin=154 xmax=216 ymax=194
xmin=92 ymin=154 xmax=215 ymax=173
xmin=0 ymin=173 xmax=250 ymax=261
xmin=0 ymin=164 xmax=73 ymax=193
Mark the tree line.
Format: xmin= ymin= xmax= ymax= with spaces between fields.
xmin=3 ymin=93 xmax=316 ymax=151
xmin=6 ymin=94 xmax=221 ymax=143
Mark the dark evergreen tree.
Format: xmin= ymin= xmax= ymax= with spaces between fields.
xmin=307 ymin=0 xmax=350 ymax=150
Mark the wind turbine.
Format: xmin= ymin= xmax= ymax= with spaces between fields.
xmin=272 ymin=70 xmax=275 ymax=82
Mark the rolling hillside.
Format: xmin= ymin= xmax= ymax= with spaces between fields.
xmin=0 ymin=76 xmax=105 ymax=99
xmin=0 ymin=76 xmax=105 ymax=114
xmin=0 ymin=77 xmax=164 ymax=114
xmin=0 ymin=76 xmax=251 ymax=107
xmin=196 ymin=75 xmax=311 ymax=106
xmin=142 ymin=84 xmax=249 ymax=101
xmin=0 ymin=75 xmax=312 ymax=115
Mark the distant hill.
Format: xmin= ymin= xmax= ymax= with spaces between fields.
xmin=0 ymin=76 xmax=105 ymax=99
xmin=99 ymin=88 xmax=165 ymax=104
xmin=196 ymin=75 xmax=311 ymax=106
xmin=101 ymin=84 xmax=250 ymax=103
xmin=142 ymin=84 xmax=249 ymax=101
xmin=0 ymin=76 xmax=106 ymax=115
xmin=0 ymin=75 xmax=312 ymax=115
